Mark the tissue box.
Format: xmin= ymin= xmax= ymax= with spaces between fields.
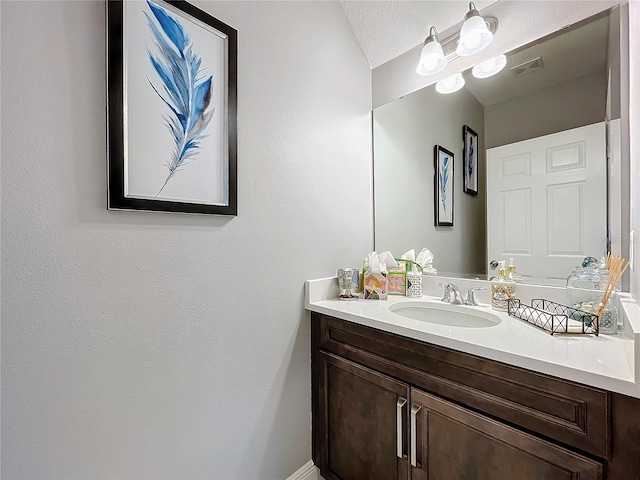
xmin=387 ymin=260 xmax=408 ymax=295
xmin=364 ymin=272 xmax=388 ymax=300
xmin=363 ymin=258 xmax=411 ymax=296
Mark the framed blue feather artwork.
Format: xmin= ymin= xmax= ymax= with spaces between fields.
xmin=107 ymin=0 xmax=237 ymax=215
xmin=434 ymin=145 xmax=454 ymax=226
xmin=463 ymin=125 xmax=478 ymax=196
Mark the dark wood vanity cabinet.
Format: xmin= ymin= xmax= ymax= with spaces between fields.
xmin=410 ymin=388 xmax=601 ymax=480
xmin=311 ymin=312 xmax=640 ymax=480
xmin=317 ymin=352 xmax=410 ymax=480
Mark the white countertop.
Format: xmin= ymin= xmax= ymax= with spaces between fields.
xmin=306 ymin=277 xmax=640 ymax=399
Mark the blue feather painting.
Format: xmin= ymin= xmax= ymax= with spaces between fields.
xmin=144 ymin=0 xmax=215 ymax=196
xmin=436 ymin=146 xmax=454 ymax=225
xmin=440 ymin=155 xmax=450 ymax=214
xmin=122 ymin=0 xmax=228 ymax=205
xmin=112 ymin=0 xmax=235 ymax=213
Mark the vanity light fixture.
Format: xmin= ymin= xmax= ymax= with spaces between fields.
xmin=457 ymin=2 xmax=494 ymax=56
xmin=416 ymin=26 xmax=448 ymax=76
xmin=472 ymin=54 xmax=507 ymax=78
xmin=415 ymin=5 xmax=498 ymax=76
xmin=435 ymin=73 xmax=465 ymax=94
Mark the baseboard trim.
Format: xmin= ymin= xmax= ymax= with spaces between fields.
xmin=285 ymin=460 xmax=318 ymax=480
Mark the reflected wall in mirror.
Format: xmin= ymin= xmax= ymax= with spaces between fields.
xmin=373 ymin=6 xmax=626 ymax=286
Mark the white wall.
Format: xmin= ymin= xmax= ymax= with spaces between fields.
xmin=485 ymin=70 xmax=607 ymax=148
xmin=374 ymin=85 xmax=486 ymax=276
xmin=0 ymin=1 xmax=372 ymax=478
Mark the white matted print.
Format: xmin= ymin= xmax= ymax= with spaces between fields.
xmin=108 ymin=0 xmax=237 ymax=215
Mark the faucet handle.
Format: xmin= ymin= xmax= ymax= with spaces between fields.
xmin=465 ymin=287 xmax=487 ymax=306
xmin=436 ymin=282 xmax=451 ymax=302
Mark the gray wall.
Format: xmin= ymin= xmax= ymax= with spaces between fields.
xmin=630 ymin=1 xmax=640 ymax=300
xmin=485 ymin=70 xmax=607 ymax=148
xmin=374 ymin=85 xmax=486 ymax=276
xmin=0 ymin=1 xmax=372 ymax=478
xmin=607 ymin=6 xmax=622 ymax=122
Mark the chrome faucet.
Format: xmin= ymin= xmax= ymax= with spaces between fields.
xmin=437 ymin=283 xmax=486 ymax=306
xmin=464 ymin=287 xmax=487 ymax=306
xmin=437 ymin=283 xmax=463 ymax=304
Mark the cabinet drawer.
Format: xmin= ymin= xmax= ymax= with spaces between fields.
xmin=313 ymin=313 xmax=610 ymax=458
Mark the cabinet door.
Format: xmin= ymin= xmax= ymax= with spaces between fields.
xmin=410 ymin=389 xmax=602 ymax=480
xmin=316 ymin=352 xmax=410 ymax=480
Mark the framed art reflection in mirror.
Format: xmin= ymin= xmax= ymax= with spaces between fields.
xmin=435 ymin=145 xmax=454 ymax=226
xmin=463 ymin=125 xmax=479 ymax=195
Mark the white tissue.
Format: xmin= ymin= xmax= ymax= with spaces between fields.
xmin=377 ymin=251 xmax=399 ymax=270
xmin=402 ymin=248 xmax=437 ymax=275
xmin=366 ymin=251 xmax=387 ymax=274
xmin=416 ymin=248 xmax=434 ymax=269
xmin=401 ymin=249 xmax=415 ymax=262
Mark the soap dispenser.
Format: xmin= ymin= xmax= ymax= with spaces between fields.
xmin=507 ymin=258 xmax=523 ymax=283
xmin=491 ymin=261 xmax=516 ymax=311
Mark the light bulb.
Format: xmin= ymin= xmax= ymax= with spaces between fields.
xmin=436 ymin=73 xmax=465 ymax=94
xmin=423 ymin=56 xmax=440 ymax=71
xmin=456 ymin=7 xmax=493 ymax=56
xmin=462 ymin=32 xmax=483 ymax=51
xmin=472 ymin=54 xmax=507 ymax=78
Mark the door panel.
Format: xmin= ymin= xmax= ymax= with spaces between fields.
xmin=502 ymin=188 xmax=532 ymax=254
xmin=411 ymin=388 xmax=602 ymax=480
xmin=317 ymin=352 xmax=410 ymax=480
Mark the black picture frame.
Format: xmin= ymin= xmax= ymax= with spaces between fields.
xmin=107 ymin=0 xmax=237 ymax=215
xmin=434 ymin=145 xmax=454 ymax=226
xmin=463 ymin=125 xmax=478 ymax=196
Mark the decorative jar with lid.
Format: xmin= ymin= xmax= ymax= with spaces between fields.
xmin=566 ymin=266 xmax=617 ymax=334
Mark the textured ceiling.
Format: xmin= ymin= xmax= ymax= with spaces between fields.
xmin=339 ymin=0 xmax=496 ymax=68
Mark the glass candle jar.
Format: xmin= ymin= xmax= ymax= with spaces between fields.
xmin=566 ymin=267 xmax=618 ymax=334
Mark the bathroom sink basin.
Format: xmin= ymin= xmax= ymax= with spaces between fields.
xmin=389 ymin=301 xmax=502 ymax=328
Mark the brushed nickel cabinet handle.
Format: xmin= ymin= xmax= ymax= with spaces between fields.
xmin=397 ymin=397 xmax=407 ymax=458
xmin=411 ymin=404 xmax=422 ymax=467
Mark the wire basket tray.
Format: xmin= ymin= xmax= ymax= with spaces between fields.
xmin=507 ymin=299 xmax=599 ymax=336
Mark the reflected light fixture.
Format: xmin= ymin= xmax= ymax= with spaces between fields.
xmin=416 ymin=27 xmax=447 ymax=76
xmin=472 ymin=54 xmax=507 ymax=78
xmin=436 ymin=73 xmax=465 ymax=94
xmin=456 ymin=2 xmax=494 ymax=57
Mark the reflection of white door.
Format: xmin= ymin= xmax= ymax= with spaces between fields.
xmin=486 ymin=122 xmax=606 ymax=282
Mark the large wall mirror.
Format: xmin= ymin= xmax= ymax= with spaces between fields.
xmin=373 ymin=5 xmax=628 ymax=286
